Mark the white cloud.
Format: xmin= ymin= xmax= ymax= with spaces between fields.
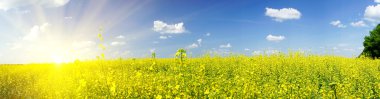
xmin=244 ymin=48 xmax=250 ymax=51
xmin=205 ymin=33 xmax=211 ymax=36
xmin=153 ymin=20 xmax=186 ymax=34
xmin=186 ymin=38 xmax=202 ymax=49
xmin=265 ymin=7 xmax=301 ymax=22
xmin=111 ymin=41 xmax=125 ymax=46
xmin=350 ymin=20 xmax=367 ymax=27
xmin=187 ymin=43 xmax=199 ymax=49
xmin=159 ymin=36 xmax=168 ymax=39
xmin=219 ymin=43 xmax=231 ymax=48
xmin=364 ymin=4 xmax=380 ymax=22
xmin=375 ymin=0 xmax=380 ymax=3
xmin=197 ymin=38 xmax=202 ymax=46
xmin=23 ymin=26 xmax=40 ymax=41
xmin=0 ymin=0 xmax=70 ymax=11
xmin=266 ymin=34 xmax=285 ymax=42
xmin=23 ymin=23 xmax=50 ymax=41
xmin=116 ymin=35 xmax=125 ymax=39
xmin=330 ymin=20 xmax=346 ymax=28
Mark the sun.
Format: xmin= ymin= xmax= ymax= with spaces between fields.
xmin=52 ymin=55 xmax=64 ymax=64
xmin=51 ymin=53 xmax=69 ymax=64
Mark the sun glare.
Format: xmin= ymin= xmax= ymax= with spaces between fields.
xmin=52 ymin=55 xmax=63 ymax=64
xmin=51 ymin=53 xmax=69 ymax=64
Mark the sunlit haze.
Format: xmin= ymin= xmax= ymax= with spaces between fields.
xmin=0 ymin=0 xmax=379 ymax=63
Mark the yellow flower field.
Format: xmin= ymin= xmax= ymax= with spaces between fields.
xmin=1 ymin=53 xmax=380 ymax=98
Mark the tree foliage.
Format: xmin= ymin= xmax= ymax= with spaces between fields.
xmin=361 ymin=24 xmax=380 ymax=59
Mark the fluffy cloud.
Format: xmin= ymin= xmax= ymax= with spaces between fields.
xmin=197 ymin=38 xmax=202 ymax=46
xmin=11 ymin=22 xmax=53 ymax=50
xmin=375 ymin=0 xmax=380 ymax=3
xmin=23 ymin=23 xmax=50 ymax=41
xmin=266 ymin=34 xmax=285 ymax=42
xmin=265 ymin=7 xmax=301 ymax=22
xmin=0 ymin=0 xmax=70 ymax=10
xmin=244 ymin=48 xmax=250 ymax=51
xmin=187 ymin=43 xmax=199 ymax=49
xmin=153 ymin=20 xmax=186 ymax=34
xmin=350 ymin=20 xmax=367 ymax=27
xmin=330 ymin=20 xmax=346 ymax=28
xmin=187 ymin=38 xmax=202 ymax=49
xmin=219 ymin=43 xmax=231 ymax=48
xmin=110 ymin=41 xmax=125 ymax=46
xmin=364 ymin=4 xmax=380 ymax=22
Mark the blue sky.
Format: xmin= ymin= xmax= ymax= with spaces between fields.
xmin=0 ymin=0 xmax=380 ymax=63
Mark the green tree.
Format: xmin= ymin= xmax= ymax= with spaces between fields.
xmin=361 ymin=24 xmax=380 ymax=59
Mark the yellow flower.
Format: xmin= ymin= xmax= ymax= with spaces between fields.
xmin=204 ymin=89 xmax=210 ymax=94
xmin=156 ymin=95 xmax=162 ymax=99
xmin=175 ymin=85 xmax=180 ymax=90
